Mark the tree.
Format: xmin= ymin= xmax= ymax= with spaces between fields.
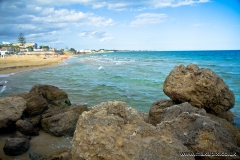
xmin=18 ymin=33 xmax=26 ymax=46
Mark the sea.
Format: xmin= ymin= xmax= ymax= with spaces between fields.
xmin=0 ymin=50 xmax=240 ymax=159
xmin=0 ymin=51 xmax=240 ymax=125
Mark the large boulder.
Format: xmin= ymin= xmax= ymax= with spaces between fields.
xmin=41 ymin=105 xmax=88 ymax=136
xmin=71 ymin=101 xmax=193 ymax=160
xmin=0 ymin=97 xmax=27 ymax=131
xmin=15 ymin=119 xmax=39 ymax=136
xmin=149 ymin=102 xmax=240 ymax=159
xmin=3 ymin=138 xmax=30 ymax=156
xmin=163 ymin=64 xmax=235 ymax=122
xmin=29 ymin=84 xmax=71 ymax=107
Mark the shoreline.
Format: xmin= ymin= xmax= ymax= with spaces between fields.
xmin=0 ymin=55 xmax=69 ymax=75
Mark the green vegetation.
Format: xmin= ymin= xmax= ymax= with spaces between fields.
xmin=18 ymin=33 xmax=26 ymax=46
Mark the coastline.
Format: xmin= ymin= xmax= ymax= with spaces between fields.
xmin=0 ymin=55 xmax=66 ymax=75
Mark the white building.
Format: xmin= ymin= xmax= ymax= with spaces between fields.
xmin=2 ymin=41 xmax=12 ymax=45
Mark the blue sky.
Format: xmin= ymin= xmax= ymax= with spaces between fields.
xmin=0 ymin=0 xmax=239 ymax=50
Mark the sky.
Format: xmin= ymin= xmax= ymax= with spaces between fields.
xmin=0 ymin=0 xmax=239 ymax=50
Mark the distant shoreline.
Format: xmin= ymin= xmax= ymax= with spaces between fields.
xmin=0 ymin=55 xmax=66 ymax=75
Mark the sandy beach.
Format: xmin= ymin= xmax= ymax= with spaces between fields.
xmin=0 ymin=55 xmax=65 ymax=74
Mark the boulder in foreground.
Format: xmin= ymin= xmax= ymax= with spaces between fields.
xmin=3 ymin=138 xmax=30 ymax=156
xmin=72 ymin=101 xmax=240 ymax=160
xmin=163 ymin=64 xmax=235 ymax=122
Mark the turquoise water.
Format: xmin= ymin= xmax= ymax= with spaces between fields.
xmin=0 ymin=51 xmax=240 ymax=126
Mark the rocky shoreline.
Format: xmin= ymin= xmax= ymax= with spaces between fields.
xmin=0 ymin=64 xmax=239 ymax=160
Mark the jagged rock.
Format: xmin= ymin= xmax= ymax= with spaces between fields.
xmin=41 ymin=105 xmax=88 ymax=136
xmin=155 ymin=103 xmax=240 ymax=159
xmin=149 ymin=102 xmax=206 ymax=126
xmin=207 ymin=113 xmax=240 ymax=147
xmin=16 ymin=119 xmax=39 ymax=136
xmin=3 ymin=138 xmax=30 ymax=156
xmin=163 ymin=64 xmax=235 ymax=122
xmin=71 ymin=101 xmax=193 ymax=160
xmin=37 ymin=148 xmax=71 ymax=160
xmin=149 ymin=99 xmax=177 ymax=125
xmin=10 ymin=92 xmax=48 ymax=117
xmin=0 ymin=97 xmax=27 ymax=131
xmin=29 ymin=84 xmax=71 ymax=107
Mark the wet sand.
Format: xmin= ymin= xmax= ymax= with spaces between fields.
xmin=0 ymin=55 xmax=63 ymax=74
xmin=0 ymin=130 xmax=72 ymax=160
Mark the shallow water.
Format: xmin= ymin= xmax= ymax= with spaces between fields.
xmin=0 ymin=51 xmax=239 ymax=121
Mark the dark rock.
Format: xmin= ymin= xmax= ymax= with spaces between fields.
xmin=10 ymin=131 xmax=31 ymax=140
xmin=3 ymin=138 xmax=30 ymax=156
xmin=16 ymin=119 xmax=39 ymax=136
xmin=71 ymin=101 xmax=194 ymax=160
xmin=0 ymin=97 xmax=27 ymax=132
xmin=29 ymin=115 xmax=41 ymax=128
xmin=29 ymin=84 xmax=71 ymax=107
xmin=41 ymin=104 xmax=88 ymax=136
xmin=29 ymin=152 xmax=45 ymax=160
xmin=163 ymin=64 xmax=235 ymax=122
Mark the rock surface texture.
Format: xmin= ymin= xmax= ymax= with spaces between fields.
xmin=41 ymin=105 xmax=88 ymax=136
xmin=72 ymin=101 xmax=240 ymax=160
xmin=29 ymin=84 xmax=71 ymax=107
xmin=3 ymin=138 xmax=30 ymax=156
xmin=72 ymin=101 xmax=194 ymax=160
xmin=163 ymin=64 xmax=235 ymax=122
xmin=0 ymin=97 xmax=27 ymax=131
xmin=15 ymin=119 xmax=39 ymax=136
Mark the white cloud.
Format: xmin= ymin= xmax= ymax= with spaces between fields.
xmin=150 ymin=0 xmax=210 ymax=8
xmin=130 ymin=13 xmax=167 ymax=26
xmin=79 ymin=31 xmax=113 ymax=42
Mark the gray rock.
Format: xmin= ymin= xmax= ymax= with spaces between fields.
xmin=41 ymin=105 xmax=88 ymax=136
xmin=10 ymin=92 xmax=48 ymax=117
xmin=16 ymin=119 xmax=39 ymax=136
xmin=0 ymin=97 xmax=27 ymax=131
xmin=3 ymin=138 xmax=30 ymax=156
xmin=163 ymin=64 xmax=235 ymax=122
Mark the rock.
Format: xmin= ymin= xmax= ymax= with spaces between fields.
xmin=155 ymin=103 xmax=240 ymax=159
xmin=0 ymin=97 xmax=27 ymax=131
xmin=29 ymin=115 xmax=41 ymax=128
xmin=3 ymin=138 xmax=30 ymax=156
xmin=10 ymin=131 xmax=31 ymax=140
xmin=41 ymin=105 xmax=88 ymax=136
xmin=29 ymin=152 xmax=45 ymax=160
xmin=149 ymin=100 xmax=176 ymax=125
xmin=16 ymin=119 xmax=39 ymax=136
xmin=149 ymin=101 xmax=206 ymax=126
xmin=29 ymin=84 xmax=71 ymax=107
xmin=37 ymin=148 xmax=71 ymax=160
xmin=11 ymin=93 xmax=49 ymax=117
xmin=71 ymin=101 xmax=193 ymax=160
xmin=163 ymin=64 xmax=235 ymax=122
xmin=207 ymin=113 xmax=240 ymax=147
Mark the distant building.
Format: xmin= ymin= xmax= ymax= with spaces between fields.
xmin=2 ymin=41 xmax=12 ymax=45
xmin=13 ymin=42 xmax=38 ymax=49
